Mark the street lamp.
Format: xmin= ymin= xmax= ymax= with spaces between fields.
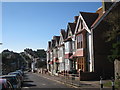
xmin=0 ymin=43 xmax=2 ymax=45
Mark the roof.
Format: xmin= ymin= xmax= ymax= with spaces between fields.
xmin=74 ymin=16 xmax=79 ymax=23
xmin=56 ymin=36 xmax=60 ymax=45
xmin=68 ymin=23 xmax=76 ymax=34
xmin=91 ymin=7 xmax=104 ymax=27
xmin=80 ymin=12 xmax=99 ymax=29
xmin=91 ymin=1 xmax=120 ymax=29
xmin=91 ymin=13 xmax=104 ymax=28
xmin=51 ymin=39 xmax=56 ymax=48
xmin=0 ymin=75 xmax=16 ymax=77
xmin=0 ymin=79 xmax=6 ymax=83
xmin=60 ymin=29 xmax=66 ymax=40
xmin=48 ymin=41 xmax=51 ymax=49
xmin=96 ymin=7 xmax=103 ymax=16
xmin=65 ymin=22 xmax=76 ymax=39
xmin=53 ymin=36 xmax=60 ymax=46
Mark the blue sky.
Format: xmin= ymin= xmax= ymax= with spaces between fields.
xmin=2 ymin=2 xmax=102 ymax=53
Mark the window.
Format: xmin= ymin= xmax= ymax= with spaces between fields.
xmin=65 ymin=42 xmax=69 ymax=52
xmin=59 ymin=48 xmax=62 ymax=57
xmin=77 ymin=34 xmax=83 ymax=49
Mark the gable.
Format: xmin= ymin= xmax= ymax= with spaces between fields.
xmin=66 ymin=23 xmax=76 ymax=39
xmin=75 ymin=12 xmax=99 ymax=34
xmin=68 ymin=28 xmax=72 ymax=37
xmin=77 ymin=18 xmax=87 ymax=32
xmin=59 ymin=34 xmax=64 ymax=46
xmin=75 ymin=15 xmax=90 ymax=34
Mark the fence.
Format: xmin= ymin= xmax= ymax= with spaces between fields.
xmin=37 ymin=69 xmax=119 ymax=89
xmin=58 ymin=73 xmax=80 ymax=87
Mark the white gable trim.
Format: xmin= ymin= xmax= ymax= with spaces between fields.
xmin=59 ymin=33 xmax=64 ymax=46
xmin=55 ymin=40 xmax=58 ymax=47
xmin=68 ymin=25 xmax=73 ymax=37
xmin=74 ymin=15 xmax=81 ymax=34
xmin=79 ymin=14 xmax=91 ymax=33
xmin=74 ymin=13 xmax=91 ymax=34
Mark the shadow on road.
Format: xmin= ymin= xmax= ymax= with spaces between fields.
xmin=22 ymin=72 xmax=37 ymax=88
xmin=22 ymin=83 xmax=36 ymax=87
xmin=23 ymin=80 xmax=34 ymax=82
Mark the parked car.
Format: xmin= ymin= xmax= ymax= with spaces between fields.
xmin=0 ymin=78 xmax=14 ymax=90
xmin=27 ymin=69 xmax=31 ymax=72
xmin=0 ymin=75 xmax=21 ymax=89
xmin=16 ymin=70 xmax=24 ymax=76
xmin=8 ymin=72 xmax=23 ymax=84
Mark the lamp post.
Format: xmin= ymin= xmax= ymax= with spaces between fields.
xmin=100 ymin=76 xmax=103 ymax=89
xmin=111 ymin=77 xmax=115 ymax=90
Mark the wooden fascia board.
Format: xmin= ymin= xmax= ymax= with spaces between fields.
xmin=59 ymin=34 xmax=64 ymax=46
xmin=74 ymin=15 xmax=81 ymax=35
xmin=66 ymin=24 xmax=72 ymax=39
xmin=68 ymin=24 xmax=73 ymax=36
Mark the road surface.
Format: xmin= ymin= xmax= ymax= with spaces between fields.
xmin=22 ymin=72 xmax=73 ymax=89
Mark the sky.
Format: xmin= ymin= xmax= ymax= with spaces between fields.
xmin=2 ymin=2 xmax=102 ymax=53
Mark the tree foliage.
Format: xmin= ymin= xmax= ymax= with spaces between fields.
xmin=24 ymin=48 xmax=46 ymax=60
xmin=105 ymin=3 xmax=120 ymax=62
xmin=24 ymin=48 xmax=46 ymax=68
xmin=1 ymin=50 xmax=26 ymax=74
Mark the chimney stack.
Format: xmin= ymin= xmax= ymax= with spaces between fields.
xmin=74 ymin=16 xmax=78 ymax=23
xmin=48 ymin=41 xmax=51 ymax=49
xmin=102 ymin=0 xmax=113 ymax=12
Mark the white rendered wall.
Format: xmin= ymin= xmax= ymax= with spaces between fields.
xmin=88 ymin=33 xmax=93 ymax=72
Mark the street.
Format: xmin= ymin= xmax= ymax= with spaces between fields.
xmin=22 ymin=72 xmax=73 ymax=89
xmin=21 ymin=72 xmax=112 ymax=90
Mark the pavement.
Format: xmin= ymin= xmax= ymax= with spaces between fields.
xmin=35 ymin=72 xmax=112 ymax=89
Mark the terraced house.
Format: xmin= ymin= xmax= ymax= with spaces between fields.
xmin=58 ymin=30 xmax=66 ymax=73
xmin=47 ymin=0 xmax=119 ymax=80
xmin=52 ymin=36 xmax=60 ymax=75
xmin=64 ymin=16 xmax=78 ymax=72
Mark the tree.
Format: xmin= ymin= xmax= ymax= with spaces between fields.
xmin=105 ymin=3 xmax=120 ymax=62
xmin=2 ymin=50 xmax=26 ymax=74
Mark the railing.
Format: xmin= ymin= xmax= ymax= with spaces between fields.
xmin=58 ymin=73 xmax=80 ymax=87
xmin=38 ymin=69 xmax=119 ymax=89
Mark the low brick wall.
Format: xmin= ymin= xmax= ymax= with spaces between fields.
xmin=56 ymin=72 xmax=99 ymax=81
xmin=80 ymin=72 xmax=98 ymax=81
